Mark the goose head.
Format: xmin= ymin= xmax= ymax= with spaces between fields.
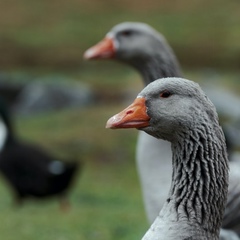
xmin=85 ymin=22 xmax=165 ymax=60
xmin=107 ymin=77 xmax=218 ymax=142
xmin=84 ymin=22 xmax=182 ymax=82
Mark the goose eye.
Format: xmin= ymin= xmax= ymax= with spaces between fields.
xmin=121 ymin=30 xmax=132 ymax=36
xmin=160 ymin=91 xmax=171 ymax=98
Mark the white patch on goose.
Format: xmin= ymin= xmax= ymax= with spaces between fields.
xmin=106 ymin=32 xmax=114 ymax=38
xmin=0 ymin=118 xmax=7 ymax=152
xmin=48 ymin=161 xmax=65 ymax=175
xmin=106 ymin=32 xmax=119 ymax=50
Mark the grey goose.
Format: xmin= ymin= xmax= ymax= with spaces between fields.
xmin=107 ymin=77 xmax=232 ymax=240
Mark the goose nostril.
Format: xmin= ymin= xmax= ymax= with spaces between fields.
xmin=126 ymin=110 xmax=134 ymax=115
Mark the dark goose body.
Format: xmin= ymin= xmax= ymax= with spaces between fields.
xmin=0 ymin=98 xmax=79 ymax=205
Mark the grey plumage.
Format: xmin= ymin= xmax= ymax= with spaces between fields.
xmin=108 ymin=77 xmax=229 ymax=239
xmin=85 ymin=22 xmax=240 ymax=238
xmin=109 ymin=22 xmax=182 ymax=84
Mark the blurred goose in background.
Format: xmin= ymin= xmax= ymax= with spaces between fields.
xmin=106 ymin=77 xmax=239 ymax=240
xmin=84 ymin=22 xmax=240 ymax=235
xmin=0 ymin=97 xmax=80 ymax=208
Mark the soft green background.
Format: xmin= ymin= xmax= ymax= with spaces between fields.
xmin=0 ymin=0 xmax=239 ymax=239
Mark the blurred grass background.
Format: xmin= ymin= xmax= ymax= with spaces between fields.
xmin=0 ymin=0 xmax=240 ymax=239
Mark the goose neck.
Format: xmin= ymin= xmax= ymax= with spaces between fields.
xmin=165 ymin=126 xmax=229 ymax=236
xmin=131 ymin=54 xmax=182 ymax=86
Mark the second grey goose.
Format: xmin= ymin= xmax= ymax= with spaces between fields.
xmin=84 ymin=22 xmax=240 ymax=237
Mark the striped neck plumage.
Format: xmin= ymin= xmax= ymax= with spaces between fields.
xmin=166 ymin=121 xmax=229 ymax=236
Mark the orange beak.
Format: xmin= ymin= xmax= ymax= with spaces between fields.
xmin=84 ymin=36 xmax=115 ymax=59
xmin=106 ymin=97 xmax=150 ymax=129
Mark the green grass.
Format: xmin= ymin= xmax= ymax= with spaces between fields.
xmin=0 ymin=105 xmax=147 ymax=240
xmin=0 ymin=163 xmax=146 ymax=240
xmin=0 ymin=161 xmax=147 ymax=240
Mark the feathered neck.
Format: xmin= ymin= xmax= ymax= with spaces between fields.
xmin=129 ymin=51 xmax=182 ymax=86
xmin=166 ymin=119 xmax=229 ymax=237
